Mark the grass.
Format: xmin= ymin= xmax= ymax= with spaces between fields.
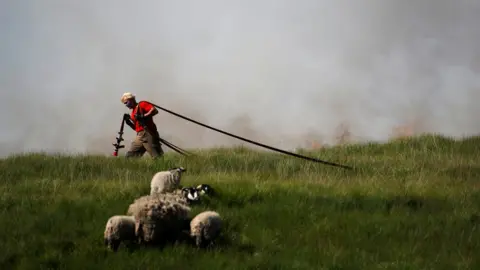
xmin=1 ymin=134 xmax=480 ymax=269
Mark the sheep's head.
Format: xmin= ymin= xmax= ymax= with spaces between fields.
xmin=196 ymin=184 xmax=215 ymax=196
xmin=181 ymin=187 xmax=200 ymax=203
xmin=170 ymin=166 xmax=186 ymax=173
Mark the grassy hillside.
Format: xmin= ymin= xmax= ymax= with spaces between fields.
xmin=1 ymin=135 xmax=480 ymax=269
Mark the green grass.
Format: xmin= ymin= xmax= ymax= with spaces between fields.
xmin=1 ymin=134 xmax=480 ymax=269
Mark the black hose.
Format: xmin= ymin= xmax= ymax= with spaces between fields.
xmin=158 ymin=136 xmax=193 ymax=156
xmin=142 ymin=101 xmax=354 ymax=170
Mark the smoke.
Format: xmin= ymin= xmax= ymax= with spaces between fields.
xmin=1 ymin=0 xmax=480 ymax=157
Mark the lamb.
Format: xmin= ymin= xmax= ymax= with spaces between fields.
xmin=103 ymin=215 xmax=137 ymax=252
xmin=150 ymin=167 xmax=186 ymax=195
xmin=190 ymin=210 xmax=223 ymax=248
xmin=127 ymin=194 xmax=192 ymax=245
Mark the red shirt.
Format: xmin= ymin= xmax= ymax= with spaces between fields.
xmin=130 ymin=101 xmax=157 ymax=133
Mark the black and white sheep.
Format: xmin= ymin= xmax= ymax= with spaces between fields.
xmin=103 ymin=215 xmax=137 ymax=251
xmin=190 ymin=210 xmax=223 ymax=248
xmin=150 ymin=167 xmax=186 ymax=195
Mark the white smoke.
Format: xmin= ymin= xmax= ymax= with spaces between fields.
xmin=1 ymin=0 xmax=479 ymax=156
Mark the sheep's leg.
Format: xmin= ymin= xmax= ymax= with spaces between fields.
xmin=125 ymin=239 xmax=139 ymax=252
xmin=205 ymin=233 xmax=219 ymax=249
xmin=195 ymin=234 xmax=203 ymax=248
xmin=196 ymin=227 xmax=209 ymax=248
xmin=107 ymin=239 xmax=121 ymax=252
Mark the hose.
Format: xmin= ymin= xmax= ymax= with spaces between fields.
xmin=141 ymin=101 xmax=354 ymax=170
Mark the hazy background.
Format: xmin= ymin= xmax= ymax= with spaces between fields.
xmin=1 ymin=0 xmax=480 ymax=157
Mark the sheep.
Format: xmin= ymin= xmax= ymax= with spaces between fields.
xmin=126 ymin=192 xmax=189 ymax=216
xmin=103 ymin=215 xmax=137 ymax=251
xmin=127 ymin=194 xmax=192 ymax=245
xmin=150 ymin=167 xmax=186 ymax=195
xmin=190 ymin=210 xmax=223 ymax=248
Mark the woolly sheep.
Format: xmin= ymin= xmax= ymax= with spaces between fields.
xmin=150 ymin=167 xmax=186 ymax=195
xmin=190 ymin=210 xmax=223 ymax=248
xmin=127 ymin=194 xmax=191 ymax=245
xmin=126 ymin=191 xmax=192 ymax=217
xmin=126 ymin=193 xmax=189 ymax=216
xmin=104 ymin=215 xmax=137 ymax=251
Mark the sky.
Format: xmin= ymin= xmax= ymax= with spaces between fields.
xmin=1 ymin=0 xmax=479 ymax=156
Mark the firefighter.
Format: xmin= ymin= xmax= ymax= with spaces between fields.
xmin=120 ymin=92 xmax=164 ymax=158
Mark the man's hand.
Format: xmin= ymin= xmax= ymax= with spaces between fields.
xmin=123 ymin=113 xmax=130 ymax=121
xmin=135 ymin=113 xmax=145 ymax=120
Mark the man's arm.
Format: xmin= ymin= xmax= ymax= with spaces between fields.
xmin=140 ymin=102 xmax=158 ymax=118
xmin=123 ymin=114 xmax=135 ymax=130
xmin=144 ymin=107 xmax=158 ymax=117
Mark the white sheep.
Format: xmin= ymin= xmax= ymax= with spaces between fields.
xmin=127 ymin=194 xmax=192 ymax=245
xmin=103 ymin=215 xmax=137 ymax=251
xmin=190 ymin=210 xmax=223 ymax=248
xmin=126 ymin=191 xmax=193 ymax=217
xmin=150 ymin=167 xmax=186 ymax=195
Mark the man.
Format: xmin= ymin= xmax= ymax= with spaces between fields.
xmin=120 ymin=92 xmax=164 ymax=158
